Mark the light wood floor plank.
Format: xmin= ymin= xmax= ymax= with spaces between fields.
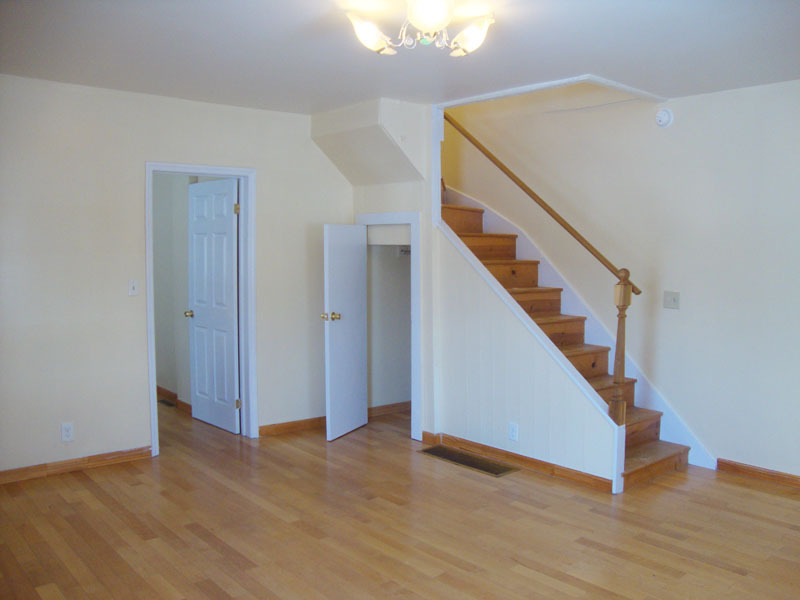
xmin=2 ymin=405 xmax=800 ymax=599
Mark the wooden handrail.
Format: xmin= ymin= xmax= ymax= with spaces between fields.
xmin=443 ymin=112 xmax=641 ymax=295
xmin=445 ymin=112 xmax=640 ymax=426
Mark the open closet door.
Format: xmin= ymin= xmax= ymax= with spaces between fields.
xmin=323 ymin=224 xmax=368 ymax=441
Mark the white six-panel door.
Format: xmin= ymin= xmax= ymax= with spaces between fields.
xmin=324 ymin=224 xmax=368 ymax=441
xmin=188 ymin=179 xmax=240 ymax=433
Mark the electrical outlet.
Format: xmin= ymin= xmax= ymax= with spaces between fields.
xmin=663 ymin=290 xmax=680 ymax=310
xmin=508 ymin=422 xmax=519 ymax=442
xmin=61 ymin=422 xmax=74 ymax=442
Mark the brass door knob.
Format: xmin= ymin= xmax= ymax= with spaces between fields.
xmin=184 ymin=310 xmax=194 ymax=318
xmin=320 ymin=313 xmax=329 ymax=321
xmin=330 ymin=312 xmax=341 ymax=321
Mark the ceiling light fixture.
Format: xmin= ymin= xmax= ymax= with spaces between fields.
xmin=347 ymin=0 xmax=494 ymax=57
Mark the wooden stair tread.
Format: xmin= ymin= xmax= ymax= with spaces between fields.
xmin=625 ymin=406 xmax=663 ymax=426
xmin=560 ymin=343 xmax=611 ymax=357
xmin=623 ymin=440 xmax=689 ymax=475
xmin=508 ymin=286 xmax=563 ymax=294
xmin=587 ymin=374 xmax=638 ymax=390
xmin=482 ymin=259 xmax=540 ymax=265
xmin=459 ymin=233 xmax=518 ymax=239
xmin=442 ymin=204 xmax=484 ymax=213
xmin=532 ymin=314 xmax=587 ymax=325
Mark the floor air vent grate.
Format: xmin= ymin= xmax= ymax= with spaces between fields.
xmin=421 ymin=445 xmax=518 ymax=477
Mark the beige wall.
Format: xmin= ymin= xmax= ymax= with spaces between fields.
xmin=443 ymin=80 xmax=800 ymax=476
xmin=0 ymin=74 xmax=352 ymax=470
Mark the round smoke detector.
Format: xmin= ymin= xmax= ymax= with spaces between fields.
xmin=656 ymin=108 xmax=674 ymax=128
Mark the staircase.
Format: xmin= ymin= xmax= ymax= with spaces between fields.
xmin=442 ymin=202 xmax=689 ymax=489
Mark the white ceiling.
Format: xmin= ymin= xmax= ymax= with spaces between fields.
xmin=1 ymin=0 xmax=799 ymax=114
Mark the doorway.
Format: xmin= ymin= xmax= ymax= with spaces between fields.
xmin=367 ymin=239 xmax=412 ymax=428
xmin=324 ymin=212 xmax=422 ymax=441
xmin=145 ymin=163 xmax=258 ymax=457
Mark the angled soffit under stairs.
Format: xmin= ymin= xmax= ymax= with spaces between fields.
xmin=312 ymin=98 xmax=427 ymax=186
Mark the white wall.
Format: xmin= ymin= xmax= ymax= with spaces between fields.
xmin=435 ymin=227 xmax=621 ymax=484
xmin=367 ymin=245 xmax=410 ymax=408
xmin=152 ymin=173 xmax=191 ymax=402
xmin=443 ymin=80 xmax=800 ymax=476
xmin=0 ymin=74 xmax=352 ymax=471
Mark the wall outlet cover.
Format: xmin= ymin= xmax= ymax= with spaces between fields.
xmin=61 ymin=422 xmax=74 ymax=442
xmin=508 ymin=422 xmax=519 ymax=442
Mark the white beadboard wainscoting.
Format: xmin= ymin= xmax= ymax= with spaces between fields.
xmin=435 ymin=226 xmax=625 ymax=492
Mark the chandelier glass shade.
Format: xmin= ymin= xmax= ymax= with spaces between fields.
xmin=347 ymin=0 xmax=494 ymax=57
xmin=406 ymin=0 xmax=454 ymax=33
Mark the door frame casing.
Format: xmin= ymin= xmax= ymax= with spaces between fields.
xmin=355 ymin=212 xmax=422 ymax=441
xmin=145 ymin=162 xmax=259 ymax=456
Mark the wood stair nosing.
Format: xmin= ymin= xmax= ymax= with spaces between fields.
xmin=442 ymin=204 xmax=485 ymax=234
xmin=483 ymin=259 xmax=540 ymax=288
xmin=458 ymin=233 xmax=518 ymax=240
xmin=459 ymin=233 xmax=517 ymax=260
xmin=560 ymin=343 xmax=611 ymax=357
xmin=507 ymin=286 xmax=563 ymax=297
xmin=588 ymin=374 xmax=637 ymax=408
xmin=442 ymin=203 xmax=485 ymax=214
xmin=561 ymin=344 xmax=610 ymax=379
xmin=482 ymin=259 xmax=540 ymax=266
xmin=625 ymin=407 xmax=663 ymax=448
xmin=533 ymin=314 xmax=587 ymax=347
xmin=623 ymin=441 xmax=690 ymax=488
xmin=510 ymin=287 xmax=563 ymax=317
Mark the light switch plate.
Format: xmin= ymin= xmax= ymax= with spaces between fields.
xmin=128 ymin=279 xmax=139 ymax=296
xmin=663 ymin=290 xmax=680 ymax=310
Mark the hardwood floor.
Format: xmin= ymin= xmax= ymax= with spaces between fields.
xmin=2 ymin=406 xmax=799 ymax=599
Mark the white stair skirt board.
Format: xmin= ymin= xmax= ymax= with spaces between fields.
xmin=445 ymin=186 xmax=716 ymax=469
xmin=436 ymin=224 xmax=624 ymax=493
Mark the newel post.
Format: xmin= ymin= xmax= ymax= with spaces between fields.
xmin=610 ymin=269 xmax=632 ymax=426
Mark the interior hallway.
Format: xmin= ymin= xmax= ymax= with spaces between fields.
xmin=1 ymin=404 xmax=799 ymax=599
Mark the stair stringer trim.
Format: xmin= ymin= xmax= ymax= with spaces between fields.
xmin=436 ymin=224 xmax=625 ymax=493
xmin=446 ymin=186 xmax=716 ymax=469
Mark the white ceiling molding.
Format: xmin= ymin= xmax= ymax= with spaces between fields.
xmin=437 ymin=74 xmax=667 ymax=109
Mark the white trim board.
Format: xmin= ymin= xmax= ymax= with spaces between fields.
xmin=430 ymin=105 xmax=445 ymax=228
xmin=356 ymin=212 xmax=422 ymax=442
xmin=145 ymin=162 xmax=259 ymax=457
xmin=446 ymin=186 xmax=716 ymax=469
xmin=437 ymin=74 xmax=667 ymax=109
